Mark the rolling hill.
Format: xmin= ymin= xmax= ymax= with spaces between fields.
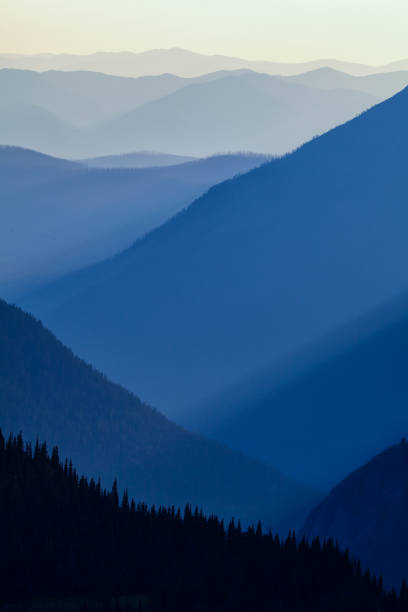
xmin=0 ymin=146 xmax=266 ymax=297
xmin=21 ymin=87 xmax=408 ymax=419
xmin=302 ymin=440 xmax=408 ymax=588
xmin=0 ymin=297 xmax=318 ymax=531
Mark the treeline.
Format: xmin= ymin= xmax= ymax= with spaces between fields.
xmin=0 ymin=431 xmax=406 ymax=612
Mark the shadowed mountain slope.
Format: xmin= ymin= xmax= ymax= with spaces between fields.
xmin=0 ymin=298 xmax=318 ymax=531
xmin=0 ymin=147 xmax=266 ymax=297
xmin=21 ymin=87 xmax=408 ymax=418
xmin=302 ymin=440 xmax=408 ymax=587
xmin=186 ymin=294 xmax=408 ymax=489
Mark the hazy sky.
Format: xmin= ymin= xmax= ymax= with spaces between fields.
xmin=1 ymin=0 xmax=407 ymax=64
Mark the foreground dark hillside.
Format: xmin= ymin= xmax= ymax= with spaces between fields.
xmin=302 ymin=440 xmax=408 ymax=588
xmin=23 ymin=86 xmax=408 ymax=419
xmin=0 ymin=298 xmax=317 ymax=530
xmin=0 ymin=432 xmax=405 ymax=612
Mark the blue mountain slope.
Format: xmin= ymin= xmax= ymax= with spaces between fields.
xmin=188 ymin=293 xmax=408 ymax=489
xmin=302 ymin=440 xmax=408 ymax=587
xmin=21 ymin=87 xmax=408 ymax=418
xmin=0 ymin=298 xmax=318 ymax=531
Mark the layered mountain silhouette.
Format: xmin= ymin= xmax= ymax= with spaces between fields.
xmin=0 ymin=298 xmax=318 ymax=530
xmin=0 ymin=68 xmax=198 ymax=127
xmin=22 ymin=87 xmax=408 ymax=419
xmin=186 ymin=293 xmax=408 ymax=489
xmin=302 ymin=440 xmax=408 ymax=587
xmin=0 ymin=146 xmax=266 ymax=297
xmin=85 ymin=72 xmax=376 ymax=157
xmin=0 ymin=68 xmax=377 ymax=157
xmin=1 ymin=48 xmax=408 ymax=77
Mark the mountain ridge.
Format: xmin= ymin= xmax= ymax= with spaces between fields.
xmin=1 ymin=48 xmax=408 ymax=77
xmin=0 ymin=297 xmax=318 ymax=531
xmin=21 ymin=86 xmax=408 ymax=416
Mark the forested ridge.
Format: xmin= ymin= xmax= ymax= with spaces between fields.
xmin=0 ymin=431 xmax=407 ymax=612
xmin=0 ymin=298 xmax=316 ymax=530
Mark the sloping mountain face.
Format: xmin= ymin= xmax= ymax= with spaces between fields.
xmin=285 ymin=67 xmax=408 ymax=99
xmin=22 ymin=87 xmax=408 ymax=420
xmin=185 ymin=294 xmax=408 ymax=490
xmin=0 ymin=147 xmax=266 ymax=297
xmin=302 ymin=440 xmax=408 ymax=588
xmin=0 ymin=48 xmax=407 ymax=77
xmin=0 ymin=298 xmax=318 ymax=531
xmin=0 ymin=69 xmax=377 ymax=158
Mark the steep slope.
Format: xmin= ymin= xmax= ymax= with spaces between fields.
xmin=1 ymin=48 xmax=407 ymax=77
xmin=22 ymin=87 xmax=408 ymax=417
xmin=186 ymin=293 xmax=408 ymax=489
xmin=87 ymin=71 xmax=377 ymax=156
xmin=302 ymin=440 xmax=408 ymax=587
xmin=0 ymin=147 xmax=266 ymax=297
xmin=0 ymin=69 xmax=377 ymax=157
xmin=0 ymin=298 xmax=317 ymax=531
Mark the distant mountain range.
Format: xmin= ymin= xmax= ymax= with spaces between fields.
xmin=20 ymin=87 xmax=408 ymax=420
xmin=0 ymin=297 xmax=318 ymax=531
xmin=303 ymin=440 xmax=408 ymax=588
xmin=0 ymin=67 xmax=387 ymax=157
xmin=0 ymin=146 xmax=267 ymax=297
xmin=1 ymin=48 xmax=408 ymax=78
xmin=186 ymin=293 xmax=408 ymax=490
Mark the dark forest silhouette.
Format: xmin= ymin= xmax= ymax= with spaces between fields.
xmin=0 ymin=431 xmax=407 ymax=611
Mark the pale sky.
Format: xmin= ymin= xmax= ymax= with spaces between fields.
xmin=1 ymin=0 xmax=407 ymax=64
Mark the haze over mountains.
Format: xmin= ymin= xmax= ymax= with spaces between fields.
xmin=0 ymin=146 xmax=267 ymax=297
xmin=21 ymin=87 xmax=408 ymax=420
xmin=1 ymin=48 xmax=408 ymax=78
xmin=0 ymin=67 xmax=389 ymax=158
